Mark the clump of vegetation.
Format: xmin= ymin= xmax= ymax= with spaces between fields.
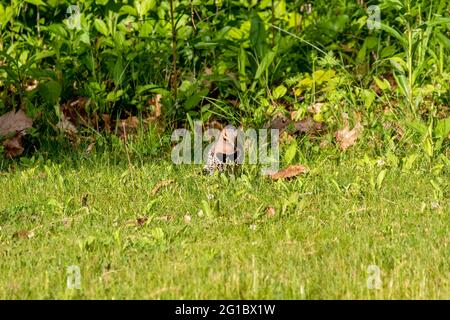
xmin=0 ymin=0 xmax=448 ymax=161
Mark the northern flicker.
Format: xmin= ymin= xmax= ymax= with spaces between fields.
xmin=203 ymin=126 xmax=239 ymax=175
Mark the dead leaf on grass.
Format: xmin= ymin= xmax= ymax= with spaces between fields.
xmin=335 ymin=113 xmax=363 ymax=151
xmin=266 ymin=207 xmax=276 ymax=217
xmin=157 ymin=215 xmax=173 ymax=222
xmin=86 ymin=142 xmax=95 ymax=154
xmin=151 ymin=179 xmax=175 ymax=195
xmin=118 ymin=115 xmax=139 ymax=140
xmin=56 ymin=113 xmax=78 ymax=134
xmin=270 ymin=164 xmax=308 ymax=180
xmin=0 ymin=109 xmax=33 ymax=137
xmin=102 ymin=114 xmax=111 ymax=133
xmin=13 ymin=230 xmax=35 ymax=239
xmin=3 ymin=135 xmax=25 ymax=158
xmin=149 ymin=94 xmax=162 ymax=119
xmin=307 ymin=102 xmax=325 ymax=114
xmin=125 ymin=217 xmax=148 ymax=227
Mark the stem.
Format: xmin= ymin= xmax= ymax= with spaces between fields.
xmin=169 ymin=0 xmax=177 ymax=100
xmin=407 ymin=23 xmax=414 ymax=115
xmin=37 ymin=5 xmax=40 ymax=39
xmin=271 ymin=0 xmax=275 ymax=47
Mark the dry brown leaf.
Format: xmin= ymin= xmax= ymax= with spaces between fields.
xmin=145 ymin=94 xmax=163 ymax=124
xmin=265 ymin=114 xmax=291 ymax=131
xmin=151 ymin=179 xmax=175 ymax=195
xmin=102 ymin=114 xmax=111 ymax=133
xmin=121 ymin=115 xmax=139 ymax=129
xmin=61 ymin=97 xmax=90 ymax=125
xmin=3 ymin=135 xmax=24 ymax=158
xmin=157 ymin=215 xmax=173 ymax=222
xmin=24 ymin=79 xmax=38 ymax=92
xmin=57 ymin=113 xmax=78 ymax=134
xmin=308 ymin=102 xmax=324 ymax=114
xmin=266 ymin=115 xmax=324 ymax=136
xmin=0 ymin=109 xmax=33 ymax=137
xmin=293 ymin=117 xmax=324 ymax=135
xmin=86 ymin=142 xmax=95 ymax=154
xmin=335 ymin=114 xmax=363 ymax=151
xmin=280 ymin=131 xmax=294 ymax=145
xmin=266 ymin=207 xmax=276 ymax=217
xmin=13 ymin=230 xmax=35 ymax=239
xmin=270 ymin=164 xmax=307 ymax=180
xmin=206 ymin=120 xmax=224 ymax=131
xmin=118 ymin=115 xmax=139 ymax=140
xmin=125 ymin=217 xmax=148 ymax=227
xmin=150 ymin=94 xmax=162 ymax=118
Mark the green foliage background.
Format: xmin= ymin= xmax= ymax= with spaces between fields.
xmin=0 ymin=0 xmax=449 ymax=157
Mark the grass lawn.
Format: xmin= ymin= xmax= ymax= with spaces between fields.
xmin=0 ymin=152 xmax=448 ymax=299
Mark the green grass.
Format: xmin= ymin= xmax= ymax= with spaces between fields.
xmin=0 ymin=151 xmax=448 ymax=299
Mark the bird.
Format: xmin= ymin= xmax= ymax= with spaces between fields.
xmin=203 ymin=126 xmax=239 ymax=175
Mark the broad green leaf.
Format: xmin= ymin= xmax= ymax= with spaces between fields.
xmin=434 ymin=117 xmax=450 ymax=138
xmin=193 ymin=42 xmax=218 ymax=49
xmin=402 ymin=154 xmax=418 ymax=171
xmin=373 ymin=76 xmax=391 ymax=91
xmin=25 ymin=0 xmax=46 ymax=6
xmin=378 ymin=22 xmax=408 ymax=48
xmin=94 ymin=19 xmax=109 ymax=36
xmin=435 ymin=31 xmax=450 ymax=50
xmin=113 ymin=57 xmax=124 ymax=86
xmin=376 ymin=170 xmax=386 ymax=190
xmin=254 ymin=50 xmax=276 ymax=80
xmin=106 ymin=89 xmax=124 ymax=102
xmin=39 ymin=80 xmax=61 ymax=105
xmin=250 ymin=12 xmax=267 ymax=59
xmin=393 ymin=73 xmax=408 ymax=97
xmin=406 ymin=120 xmax=427 ymax=136
xmin=273 ymin=85 xmax=287 ymax=99
xmin=238 ymin=45 xmax=247 ymax=91
xmin=150 ymin=227 xmax=164 ymax=240
xmin=184 ymin=89 xmax=209 ymax=110
xmin=284 ymin=139 xmax=297 ymax=165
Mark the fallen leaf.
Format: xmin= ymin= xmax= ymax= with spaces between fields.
xmin=266 ymin=207 xmax=276 ymax=217
xmin=270 ymin=164 xmax=308 ymax=180
xmin=57 ymin=113 xmax=78 ymax=134
xmin=151 ymin=94 xmax=162 ymax=118
xmin=126 ymin=217 xmax=148 ymax=226
xmin=266 ymin=114 xmax=324 ymax=136
xmin=62 ymin=218 xmax=72 ymax=227
xmin=308 ymin=102 xmax=324 ymax=114
xmin=265 ymin=114 xmax=291 ymax=131
xmin=13 ymin=230 xmax=35 ymax=239
xmin=60 ymin=97 xmax=91 ymax=127
xmin=3 ymin=135 xmax=24 ymax=158
xmin=24 ymin=79 xmax=38 ymax=92
xmin=86 ymin=142 xmax=95 ymax=154
xmin=157 ymin=215 xmax=173 ymax=222
xmin=0 ymin=109 xmax=33 ymax=137
xmin=151 ymin=179 xmax=175 ymax=195
xmin=206 ymin=120 xmax=224 ymax=131
xmin=293 ymin=117 xmax=324 ymax=135
xmin=118 ymin=115 xmax=139 ymax=140
xmin=335 ymin=114 xmax=363 ymax=151
xmin=102 ymin=114 xmax=111 ymax=133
